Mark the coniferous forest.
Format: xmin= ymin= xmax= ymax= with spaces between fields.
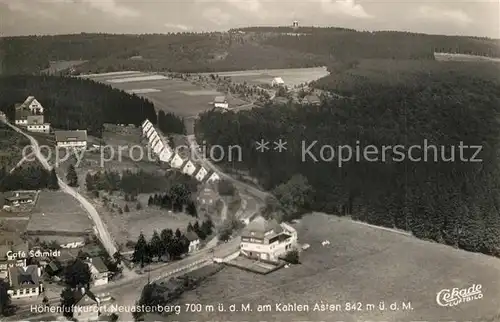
xmin=195 ymin=69 xmax=500 ymax=257
xmin=0 ymin=75 xmax=158 ymax=137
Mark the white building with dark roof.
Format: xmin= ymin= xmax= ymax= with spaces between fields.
xmin=206 ymin=172 xmax=220 ymax=183
xmin=27 ymin=115 xmax=50 ymax=133
xmin=185 ymin=231 xmax=200 ymax=253
xmin=214 ymin=96 xmax=229 ymax=109
xmin=54 ymin=130 xmax=87 ymax=149
xmin=7 ymin=265 xmax=43 ymax=299
xmin=240 ymin=216 xmax=297 ymax=262
xmin=86 ymin=257 xmax=109 ymax=286
xmin=72 ymin=287 xmax=100 ymax=321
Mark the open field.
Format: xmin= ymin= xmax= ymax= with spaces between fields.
xmin=200 ymin=66 xmax=329 ymax=87
xmin=434 ymin=52 xmax=500 ymax=62
xmin=93 ymin=192 xmax=202 ymax=250
xmin=27 ymin=191 xmax=92 ymax=234
xmin=0 ymin=219 xmax=28 ymax=245
xmin=163 ymin=213 xmax=500 ymax=322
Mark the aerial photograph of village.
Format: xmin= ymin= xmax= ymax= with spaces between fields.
xmin=0 ymin=0 xmax=499 ymax=321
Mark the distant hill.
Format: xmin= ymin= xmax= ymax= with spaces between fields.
xmin=1 ymin=27 xmax=499 ymax=75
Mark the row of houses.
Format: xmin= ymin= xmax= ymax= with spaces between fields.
xmin=141 ymin=119 xmax=220 ymax=183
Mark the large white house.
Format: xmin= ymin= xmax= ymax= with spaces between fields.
xmin=27 ymin=115 xmax=50 ymax=133
xmin=7 ymin=265 xmax=43 ymax=299
xmin=240 ymin=216 xmax=297 ymax=262
xmin=54 ymin=130 xmax=88 ymax=149
xmin=21 ymin=96 xmax=44 ymax=114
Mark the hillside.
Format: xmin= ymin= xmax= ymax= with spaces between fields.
xmin=195 ymin=68 xmax=500 ymax=257
xmin=1 ymin=27 xmax=499 ymax=75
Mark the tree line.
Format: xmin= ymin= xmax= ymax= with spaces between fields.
xmin=3 ymin=29 xmax=498 ymax=75
xmin=158 ymin=110 xmax=186 ymax=135
xmin=0 ymin=166 xmax=59 ymax=191
xmin=132 ymin=218 xmax=213 ymax=266
xmin=195 ymin=69 xmax=500 ymax=257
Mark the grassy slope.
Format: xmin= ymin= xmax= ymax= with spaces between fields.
xmin=164 ymin=213 xmax=500 ymax=322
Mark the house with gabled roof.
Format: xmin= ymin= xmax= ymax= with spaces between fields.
xmin=213 ymin=95 xmax=229 ymax=109
xmin=271 ymin=77 xmax=285 ymax=87
xmin=240 ymin=216 xmax=297 ymax=262
xmin=301 ymin=94 xmax=321 ymax=106
xmin=195 ymin=166 xmax=208 ymax=181
xmin=55 ymin=130 xmax=87 ymax=149
xmin=158 ymin=146 xmax=173 ymax=163
xmin=72 ymin=287 xmax=100 ymax=321
xmin=182 ymin=160 xmax=197 ymax=176
xmin=86 ymin=257 xmax=109 ymax=286
xmin=206 ymin=172 xmax=220 ymax=183
xmin=170 ymin=153 xmax=185 ymax=169
xmin=185 ymin=231 xmax=200 ymax=253
xmin=19 ymin=96 xmax=44 ymax=114
xmin=7 ymin=265 xmax=43 ymax=299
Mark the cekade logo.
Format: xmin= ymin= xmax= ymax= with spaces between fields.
xmin=436 ymin=284 xmax=483 ymax=307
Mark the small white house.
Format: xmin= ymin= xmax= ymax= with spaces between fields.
xmin=145 ymin=127 xmax=156 ymax=140
xmin=206 ymin=172 xmax=220 ymax=183
xmin=271 ymin=77 xmax=285 ymax=87
xmin=142 ymin=122 xmax=153 ymax=136
xmin=185 ymin=231 xmax=200 ymax=253
xmin=170 ymin=153 xmax=185 ymax=169
xmin=214 ymin=96 xmax=229 ymax=109
xmin=195 ymin=166 xmax=208 ymax=181
xmin=182 ymin=160 xmax=197 ymax=176
xmin=86 ymin=257 xmax=109 ymax=286
xmin=54 ymin=130 xmax=87 ymax=149
xmin=152 ymin=139 xmax=164 ymax=155
xmin=158 ymin=146 xmax=173 ymax=162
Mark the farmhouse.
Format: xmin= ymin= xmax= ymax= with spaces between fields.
xmin=72 ymin=288 xmax=100 ymax=321
xmin=19 ymin=96 xmax=44 ymax=114
xmin=185 ymin=231 xmax=200 ymax=253
xmin=240 ymin=216 xmax=298 ymax=262
xmin=214 ymin=96 xmax=229 ymax=109
xmin=86 ymin=257 xmax=109 ymax=286
xmin=195 ymin=166 xmax=209 ymax=182
xmin=271 ymin=77 xmax=285 ymax=87
xmin=4 ymin=191 xmax=35 ymax=207
xmin=7 ymin=265 xmax=43 ymax=300
xmin=301 ymin=95 xmax=321 ymax=106
xmin=55 ymin=130 xmax=88 ymax=149
xmin=27 ymin=115 xmax=50 ymax=133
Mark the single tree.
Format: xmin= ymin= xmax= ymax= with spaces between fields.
xmin=66 ymin=164 xmax=79 ymax=187
xmin=64 ymin=259 xmax=91 ymax=289
xmin=48 ymin=168 xmax=60 ymax=190
xmin=124 ymin=204 xmax=130 ymax=212
xmin=149 ymin=231 xmax=162 ymax=259
xmin=0 ymin=280 xmax=12 ymax=317
xmin=60 ymin=287 xmax=75 ymax=318
xmin=132 ymin=232 xmax=149 ymax=267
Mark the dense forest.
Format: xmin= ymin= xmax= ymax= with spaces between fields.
xmin=1 ymin=28 xmax=499 ymax=75
xmin=0 ymin=75 xmax=157 ymax=137
xmin=195 ymin=69 xmax=500 ymax=257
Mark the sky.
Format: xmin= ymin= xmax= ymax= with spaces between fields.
xmin=0 ymin=0 xmax=498 ymax=38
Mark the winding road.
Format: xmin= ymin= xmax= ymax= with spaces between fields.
xmin=1 ymin=120 xmax=118 ymax=257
